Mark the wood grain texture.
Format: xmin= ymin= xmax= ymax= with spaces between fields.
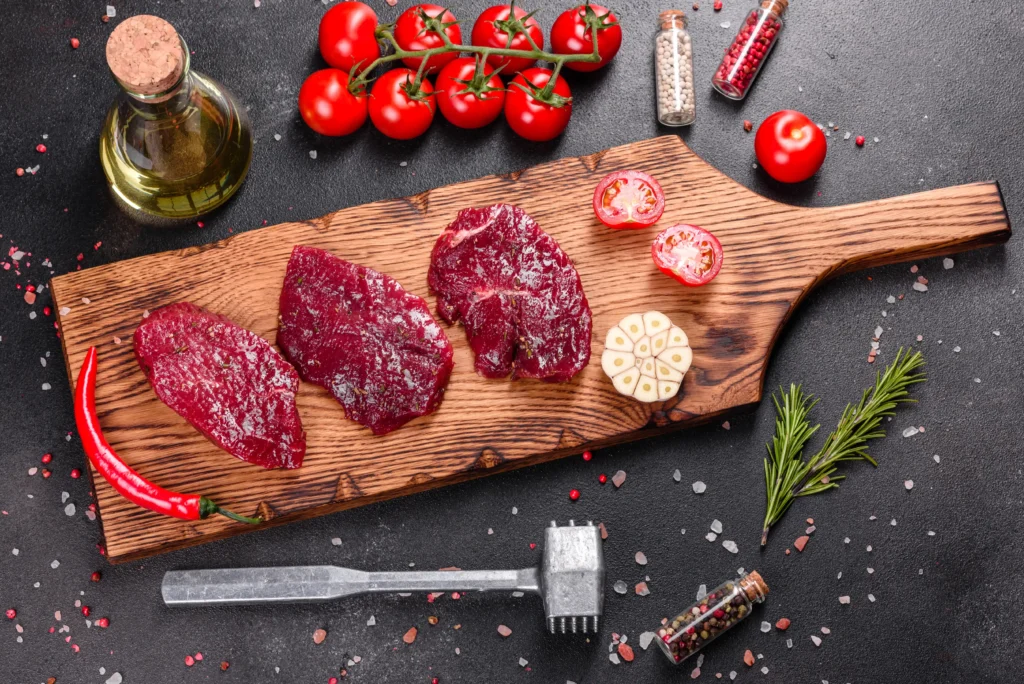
xmin=50 ymin=135 xmax=1010 ymax=563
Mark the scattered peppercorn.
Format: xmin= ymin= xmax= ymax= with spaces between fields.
xmin=569 ymin=488 xmax=581 ymax=501
xmin=16 ymin=168 xmax=25 ymax=176
xmin=70 ymin=37 xmax=80 ymax=49
xmin=91 ymin=571 xmax=102 ymax=582
xmin=427 ymin=615 xmax=439 ymax=625
xmin=855 ymin=135 xmax=866 ymax=147
xmin=693 ymin=2 xmax=699 ymax=8
xmin=5 ymin=608 xmax=16 ymax=619
xmin=714 ymin=0 xmax=723 ymax=9
xmin=221 ymin=662 xmax=230 ymax=671
xmin=598 ymin=473 xmax=608 ymax=484
xmin=743 ymin=120 xmax=753 ymax=132
xmin=81 ymin=606 xmax=91 ymax=617
xmin=71 ymin=469 xmax=82 ymax=479
xmin=582 ymin=450 xmax=592 ymax=461
xmin=775 ymin=617 xmax=790 ymax=630
xmin=95 ymin=617 xmax=109 ymax=628
xmin=42 ymin=469 xmax=52 ymax=479
xmin=41 ymin=453 xmax=53 ymax=464
xmin=36 ymin=144 xmax=47 ymax=153
xmin=101 ymin=14 xmax=109 ymax=23
xmin=185 ymin=655 xmax=195 ymax=666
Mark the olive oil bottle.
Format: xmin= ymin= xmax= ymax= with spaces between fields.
xmin=100 ymin=15 xmax=252 ymax=222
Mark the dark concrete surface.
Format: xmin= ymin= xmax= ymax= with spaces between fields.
xmin=1 ymin=1 xmax=1022 ymax=682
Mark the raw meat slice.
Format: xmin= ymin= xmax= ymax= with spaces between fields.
xmin=277 ymin=246 xmax=454 ymax=435
xmin=428 ymin=203 xmax=592 ymax=382
xmin=133 ymin=302 xmax=306 ymax=470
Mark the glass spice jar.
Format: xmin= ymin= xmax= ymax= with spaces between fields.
xmin=655 ymin=10 xmax=696 ymax=126
xmin=711 ymin=0 xmax=788 ymax=100
xmin=655 ymin=570 xmax=769 ymax=665
xmin=100 ymin=15 xmax=253 ymax=222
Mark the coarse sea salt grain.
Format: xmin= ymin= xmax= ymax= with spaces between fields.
xmin=673 ymin=469 xmax=681 ymax=482
xmin=913 ymin=282 xmax=928 ymax=292
xmin=943 ymin=258 xmax=954 ymax=269
xmin=64 ymin=503 xmax=75 ymax=516
xmin=613 ymin=580 xmax=628 ymax=594
xmin=760 ymin=621 xmax=771 ymax=633
xmin=902 ymin=426 xmax=920 ymax=438
xmin=331 ymin=537 xmax=342 ymax=546
xmin=905 ymin=480 xmax=914 ymax=491
xmin=933 ymin=455 xmax=941 ymax=463
xmin=710 ymin=520 xmax=723 ymax=534
xmin=868 ymin=593 xmax=876 ymax=602
xmin=839 ymin=596 xmax=851 ymax=604
xmin=309 ymin=150 xmax=317 ymax=160
xmin=722 ymin=540 xmax=739 ymax=554
xmin=692 ymin=481 xmax=707 ymax=494
xmin=696 ymin=584 xmax=707 ymax=600
xmin=811 ymin=635 xmax=822 ymax=646
xmin=706 ymin=532 xmax=718 ymax=542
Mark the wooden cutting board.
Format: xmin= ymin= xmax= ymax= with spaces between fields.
xmin=52 ymin=135 xmax=1010 ymax=563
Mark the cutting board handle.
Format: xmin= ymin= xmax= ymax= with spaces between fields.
xmin=814 ymin=181 xmax=1010 ymax=276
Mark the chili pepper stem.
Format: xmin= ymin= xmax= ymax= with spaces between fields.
xmin=198 ymin=496 xmax=262 ymax=524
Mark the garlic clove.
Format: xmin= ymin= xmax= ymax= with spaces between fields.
xmin=656 ymin=361 xmax=684 ymax=382
xmin=667 ymin=326 xmax=689 ymax=349
xmin=639 ymin=357 xmax=657 ymax=378
xmin=642 ymin=311 xmax=671 ymax=336
xmin=657 ymin=380 xmax=681 ymax=401
xmin=661 ymin=345 xmax=693 ymax=374
xmin=602 ymin=349 xmax=636 ymax=378
xmin=633 ymin=376 xmax=661 ymax=403
xmin=619 ymin=313 xmax=646 ymax=342
xmin=612 ymin=369 xmax=641 ymax=396
xmin=634 ymin=336 xmax=654 ymax=358
xmin=650 ymin=329 xmax=670 ymax=355
xmin=605 ymin=326 xmax=634 ymax=352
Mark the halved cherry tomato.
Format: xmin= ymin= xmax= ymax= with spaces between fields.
xmin=471 ymin=4 xmax=544 ymax=75
xmin=593 ymin=170 xmax=665 ymax=228
xmin=368 ymin=69 xmax=435 ymax=140
xmin=298 ymin=69 xmax=368 ymax=137
xmin=754 ymin=110 xmax=827 ymax=183
xmin=318 ymin=2 xmax=381 ymax=72
xmin=436 ymin=57 xmax=505 ymax=129
xmin=550 ymin=3 xmax=622 ymax=72
xmin=394 ymin=4 xmax=462 ymax=75
xmin=652 ymin=224 xmax=723 ymax=287
xmin=504 ymin=68 xmax=572 ymax=142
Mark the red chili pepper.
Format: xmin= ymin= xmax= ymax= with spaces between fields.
xmin=73 ymin=347 xmax=260 ymax=525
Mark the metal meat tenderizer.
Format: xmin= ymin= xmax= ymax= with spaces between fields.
xmin=162 ymin=520 xmax=605 ymax=635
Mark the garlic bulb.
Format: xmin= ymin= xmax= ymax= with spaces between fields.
xmin=601 ymin=311 xmax=692 ymax=403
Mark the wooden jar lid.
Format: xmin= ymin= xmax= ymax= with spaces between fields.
xmin=105 ymin=15 xmax=184 ymax=96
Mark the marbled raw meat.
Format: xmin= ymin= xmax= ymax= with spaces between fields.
xmin=134 ymin=302 xmax=306 ymax=469
xmin=428 ymin=203 xmax=592 ymax=382
xmin=277 ymin=246 xmax=454 ymax=435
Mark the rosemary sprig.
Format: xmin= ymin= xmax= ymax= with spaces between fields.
xmin=760 ymin=348 xmax=927 ymax=547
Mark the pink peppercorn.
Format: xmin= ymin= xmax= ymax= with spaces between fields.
xmin=582 ymin=450 xmax=592 ymax=461
xmin=185 ymin=655 xmax=195 ymax=667
xmin=5 ymin=608 xmax=15 ymax=619
xmin=598 ymin=473 xmax=607 ymax=484
xmin=91 ymin=571 xmax=102 ymax=582
xmin=95 ymin=617 xmax=109 ymax=628
xmin=81 ymin=606 xmax=91 ymax=617
xmin=36 ymin=144 xmax=47 ymax=153
xmin=70 ymin=37 xmax=80 ymax=49
xmin=195 ymin=652 xmax=203 ymax=661
xmin=16 ymin=168 xmax=24 ymax=176
xmin=71 ymin=469 xmax=82 ymax=479
xmin=329 ymin=678 xmax=338 ymax=684
xmin=569 ymin=489 xmax=581 ymax=501
xmin=714 ymin=0 xmax=723 ymax=9
xmin=41 ymin=453 xmax=52 ymax=464
xmin=855 ymin=135 xmax=866 ymax=146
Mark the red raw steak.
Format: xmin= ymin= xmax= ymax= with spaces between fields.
xmin=428 ymin=203 xmax=592 ymax=382
xmin=133 ymin=302 xmax=306 ymax=469
xmin=277 ymin=246 xmax=454 ymax=435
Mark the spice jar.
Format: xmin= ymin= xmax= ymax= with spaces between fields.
xmin=100 ymin=15 xmax=253 ymax=222
xmin=654 ymin=10 xmax=696 ymax=126
xmin=655 ymin=570 xmax=769 ymax=664
xmin=711 ymin=0 xmax=788 ymax=100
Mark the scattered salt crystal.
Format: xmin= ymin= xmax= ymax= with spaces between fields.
xmin=912 ymin=282 xmax=928 ymax=292
xmin=609 ymin=653 xmax=620 ymax=665
xmin=710 ymin=520 xmax=723 ymax=534
xmin=839 ymin=596 xmax=851 ymax=605
xmin=62 ymin=491 xmax=70 ymax=503
xmin=488 ymin=528 xmax=494 ymax=535
xmin=706 ymin=532 xmax=718 ymax=542
xmin=760 ymin=621 xmax=771 ymax=633
xmin=366 ymin=615 xmax=376 ymax=626
xmin=881 ymin=310 xmax=887 ymax=317
xmin=953 ymin=346 xmax=961 ymax=353
xmin=12 ymin=250 xmax=25 ymax=261
xmin=974 ymin=378 xmax=981 ymax=384
xmin=681 ymin=528 xmax=686 ymax=535
xmin=12 ymin=549 xmax=19 ymax=555
xmin=722 ymin=540 xmax=739 ymax=554
xmin=519 ymin=657 xmax=529 ymax=667
xmin=635 ymin=582 xmax=650 ymax=596
xmin=891 ymin=518 xmax=897 ymax=526
xmin=29 ymin=311 xmax=37 ymax=320
xmin=904 ymin=480 xmax=914 ymax=491
xmin=400 ymin=161 xmax=409 ymax=167
xmin=994 ymin=330 xmax=1001 ymax=336
xmin=886 ymin=295 xmax=896 ymax=304
xmin=720 ymin=21 xmax=731 ymax=28
xmin=933 ymin=454 xmax=941 ymax=463
xmin=721 ymin=421 xmax=730 ymax=430
xmin=273 ymin=133 xmax=281 ymax=141
xmin=86 ymin=510 xmax=96 ymax=521
xmin=844 ymin=132 xmax=851 ymax=140
xmin=673 ymin=469 xmax=681 ymax=482
xmin=798 ymin=86 xmax=803 ymax=92
xmin=928 ymin=530 xmax=936 ymax=537
xmin=692 ymin=481 xmax=707 ymax=494
xmin=874 ymin=137 xmax=880 ymax=143
xmin=919 ymin=568 xmax=924 ymax=575
xmin=639 ymin=632 xmax=656 ymax=650
xmin=867 ymin=567 xmax=874 ymax=574
xmin=331 ymin=537 xmax=342 ymax=546
xmin=106 ymin=5 xmax=116 ymax=17
xmin=902 ymin=426 xmax=920 ymax=438
xmin=868 ymin=593 xmax=876 ymax=602
xmin=512 ymin=507 xmax=517 ymax=515
xmin=51 ymin=559 xmax=60 ymax=569
xmin=60 ymin=306 xmax=71 ymax=316
xmin=106 ymin=673 xmax=122 ymax=684
xmin=811 ymin=635 xmax=822 ymax=646
xmin=635 ymin=551 xmax=648 ymax=565
xmin=612 ymin=470 xmax=627 ymax=488
xmin=309 ymin=150 xmax=317 ymax=160
xmin=65 ymin=503 xmax=76 ymax=516
xmin=786 ymin=639 xmax=792 ymax=649
xmin=42 ymin=383 xmax=52 ymax=391
xmin=867 ymin=545 xmax=873 ymax=552
xmin=696 ymin=584 xmax=707 ymax=600
xmin=613 ymin=580 xmax=628 ymax=594
xmin=761 ymin=666 xmax=769 ymax=675
xmin=512 ymin=591 xmax=524 ymax=597
xmin=874 ymin=326 xmax=884 ymax=337
xmin=943 ymin=258 xmax=954 ymax=269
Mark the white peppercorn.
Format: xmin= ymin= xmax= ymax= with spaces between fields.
xmin=655 ymin=10 xmax=696 ymax=126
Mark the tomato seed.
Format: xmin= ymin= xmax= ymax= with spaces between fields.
xmin=569 ymin=489 xmax=581 ymax=501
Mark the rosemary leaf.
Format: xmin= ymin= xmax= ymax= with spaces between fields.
xmin=760 ymin=349 xmax=926 ymax=547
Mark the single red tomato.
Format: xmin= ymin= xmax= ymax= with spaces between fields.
xmin=298 ymin=69 xmax=368 ymax=137
xmin=436 ymin=57 xmax=505 ymax=129
xmin=754 ymin=110 xmax=827 ymax=183
xmin=505 ymin=68 xmax=572 ymax=142
xmin=394 ymin=4 xmax=462 ymax=74
xmin=593 ymin=170 xmax=665 ymax=228
xmin=550 ymin=3 xmax=622 ymax=72
xmin=368 ymin=68 xmax=436 ymax=140
xmin=471 ymin=4 xmax=544 ymax=75
xmin=318 ymin=2 xmax=380 ymax=72
xmin=651 ymin=224 xmax=723 ymax=287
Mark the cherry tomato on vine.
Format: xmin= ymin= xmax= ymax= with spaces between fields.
xmin=550 ymin=3 xmax=622 ymax=72
xmin=298 ymin=69 xmax=368 ymax=137
xmin=593 ymin=170 xmax=665 ymax=228
xmin=436 ymin=57 xmax=506 ymax=129
xmin=651 ymin=224 xmax=723 ymax=287
xmin=394 ymin=4 xmax=462 ymax=75
xmin=368 ymin=68 xmax=436 ymax=140
xmin=505 ymin=68 xmax=572 ymax=142
xmin=754 ymin=110 xmax=827 ymax=183
xmin=471 ymin=4 xmax=544 ymax=75
xmin=318 ymin=2 xmax=381 ymax=72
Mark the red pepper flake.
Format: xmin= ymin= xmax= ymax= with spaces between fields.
xmin=582 ymin=450 xmax=592 ymax=461
xmin=221 ymin=662 xmax=230 ymax=671
xmin=617 ymin=642 xmax=635 ymax=662
xmin=743 ymin=649 xmax=755 ymax=667
xmin=91 ymin=571 xmax=102 ymax=582
xmin=36 ymin=144 xmax=47 ymax=153
xmin=598 ymin=473 xmax=607 ymax=484
xmin=95 ymin=617 xmax=109 ymax=628
xmin=403 ymin=626 xmax=418 ymax=644
xmin=41 ymin=453 xmax=53 ymax=464
xmin=71 ymin=469 xmax=81 ymax=479
xmin=81 ymin=606 xmax=91 ymax=617
xmin=743 ymin=120 xmax=753 ymax=132
xmin=185 ymin=655 xmax=195 ymax=667
xmin=70 ymin=37 xmax=80 ymax=49
xmin=793 ymin=535 xmax=810 ymax=552
xmin=855 ymin=135 xmax=866 ymax=147
xmin=775 ymin=617 xmax=791 ymax=630
xmin=568 ymin=488 xmax=581 ymax=501
xmin=5 ymin=608 xmax=16 ymax=619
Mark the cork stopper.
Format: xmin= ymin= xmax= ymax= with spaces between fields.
xmin=106 ymin=15 xmax=185 ymax=96
xmin=739 ymin=571 xmax=769 ymax=602
xmin=659 ymin=9 xmax=687 ymax=31
xmin=761 ymin=0 xmax=789 ymax=15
